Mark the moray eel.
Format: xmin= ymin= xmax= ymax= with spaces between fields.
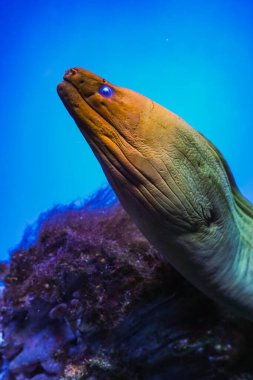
xmin=57 ymin=67 xmax=253 ymax=321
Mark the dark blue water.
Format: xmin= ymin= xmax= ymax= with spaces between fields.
xmin=1 ymin=0 xmax=253 ymax=259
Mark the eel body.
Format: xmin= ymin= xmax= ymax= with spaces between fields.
xmin=57 ymin=67 xmax=253 ymax=321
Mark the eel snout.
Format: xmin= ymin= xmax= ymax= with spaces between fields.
xmin=58 ymin=67 xmax=108 ymax=101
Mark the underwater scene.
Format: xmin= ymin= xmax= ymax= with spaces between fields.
xmin=1 ymin=0 xmax=253 ymax=379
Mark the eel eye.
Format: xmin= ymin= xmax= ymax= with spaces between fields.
xmin=98 ymin=84 xmax=114 ymax=98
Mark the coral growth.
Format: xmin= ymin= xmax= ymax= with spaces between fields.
xmin=1 ymin=187 xmax=253 ymax=379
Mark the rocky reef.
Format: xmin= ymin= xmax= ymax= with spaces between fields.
xmin=1 ymin=187 xmax=253 ymax=380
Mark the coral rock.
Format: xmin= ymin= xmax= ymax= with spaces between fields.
xmin=1 ymin=188 xmax=253 ymax=379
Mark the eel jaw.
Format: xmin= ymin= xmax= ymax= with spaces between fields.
xmin=57 ymin=75 xmax=109 ymax=143
xmin=57 ymin=73 xmax=146 ymax=202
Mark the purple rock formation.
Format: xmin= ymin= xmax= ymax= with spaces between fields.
xmin=1 ymin=187 xmax=253 ymax=379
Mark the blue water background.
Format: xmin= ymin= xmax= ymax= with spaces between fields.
xmin=1 ymin=0 xmax=253 ymax=259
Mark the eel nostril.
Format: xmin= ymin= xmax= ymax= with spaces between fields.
xmin=64 ymin=67 xmax=79 ymax=78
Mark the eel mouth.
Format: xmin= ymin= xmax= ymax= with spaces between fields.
xmin=57 ymin=68 xmax=112 ymax=142
xmin=57 ymin=68 xmax=146 ymax=192
xmin=57 ymin=69 xmax=118 ymax=175
xmin=57 ymin=80 xmax=100 ymax=154
xmin=57 ymin=68 xmax=93 ymax=121
xmin=57 ymin=67 xmax=123 ymax=144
